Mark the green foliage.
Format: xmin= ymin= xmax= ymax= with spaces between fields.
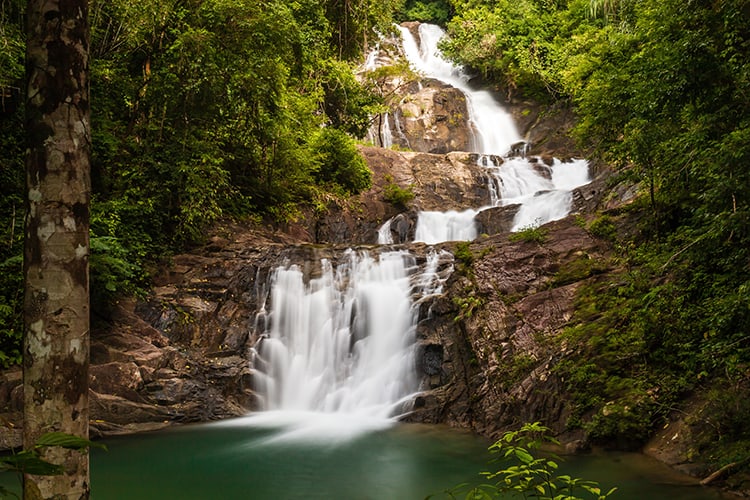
xmin=321 ymin=58 xmax=383 ymax=137
xmin=399 ymin=0 xmax=453 ymax=25
xmin=493 ymin=353 xmax=537 ymax=391
xmin=509 ymin=224 xmax=548 ymax=244
xmin=586 ymin=215 xmax=617 ymax=241
xmin=441 ymin=0 xmax=750 ymax=454
xmin=696 ymin=383 xmax=750 ymax=487
xmin=0 ymin=255 xmax=22 ymax=368
xmin=0 ymin=83 xmax=24 ymax=366
xmin=382 ymin=176 xmax=415 ymax=207
xmin=441 ymin=0 xmax=573 ymax=100
xmin=313 ymin=128 xmax=373 ymax=194
xmin=85 ymin=0 xmax=389 ymax=227
xmin=435 ymin=422 xmax=616 ymax=499
xmin=0 ymin=0 xmax=24 ymax=87
xmin=325 ymin=0 xmax=404 ymax=60
xmin=452 ymin=241 xmax=477 ymax=280
xmin=453 ymin=291 xmax=485 ymax=322
xmin=550 ymin=254 xmax=608 ymax=288
xmin=0 ymin=0 xmax=401 ymax=362
xmin=0 ymin=432 xmax=106 ymax=499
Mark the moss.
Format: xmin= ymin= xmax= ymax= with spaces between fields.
xmin=550 ymin=253 xmax=608 ymax=288
xmin=453 ymin=288 xmax=485 ymax=321
xmin=382 ymin=175 xmax=415 ymax=208
xmin=587 ymin=215 xmax=617 ymax=241
xmin=494 ymin=353 xmax=537 ymax=390
xmin=509 ymin=225 xmax=548 ymax=244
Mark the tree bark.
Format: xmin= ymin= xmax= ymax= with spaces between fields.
xmin=24 ymin=0 xmax=91 ymax=498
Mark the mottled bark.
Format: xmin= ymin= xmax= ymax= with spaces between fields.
xmin=23 ymin=0 xmax=91 ymax=498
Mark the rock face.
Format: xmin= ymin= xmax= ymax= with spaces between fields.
xmin=405 ymin=220 xmax=611 ymax=442
xmin=310 ymin=147 xmax=495 ymax=244
xmin=377 ymin=80 xmax=476 ymax=154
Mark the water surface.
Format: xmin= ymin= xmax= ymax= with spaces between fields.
xmin=83 ymin=417 xmax=724 ymax=499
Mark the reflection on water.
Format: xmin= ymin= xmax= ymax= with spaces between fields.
xmin=87 ymin=418 xmax=489 ymax=500
xmin=0 ymin=418 xmax=726 ymax=499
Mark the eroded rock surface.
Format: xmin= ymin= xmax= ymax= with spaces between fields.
xmin=406 ymin=220 xmax=611 ymax=443
xmin=310 ymin=147 xmax=495 ymax=244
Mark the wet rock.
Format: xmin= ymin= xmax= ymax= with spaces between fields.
xmin=311 ymin=147 xmax=493 ymax=244
xmin=474 ymin=204 xmax=520 ymax=236
xmin=406 ymin=220 xmax=613 ymax=440
xmin=90 ymin=362 xmax=144 ymax=400
xmin=390 ymin=81 xmax=476 ymax=154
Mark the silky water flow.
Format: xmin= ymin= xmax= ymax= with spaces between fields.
xmin=378 ymin=24 xmax=591 ymax=244
xmin=250 ymin=250 xmax=451 ymax=438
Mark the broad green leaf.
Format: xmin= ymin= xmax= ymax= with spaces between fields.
xmin=513 ymin=448 xmax=534 ymax=464
xmin=0 ymin=452 xmax=63 ymax=475
xmin=35 ymin=432 xmax=108 ymax=452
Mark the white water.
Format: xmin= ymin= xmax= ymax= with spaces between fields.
xmin=255 ymin=23 xmax=588 ymax=437
xmin=398 ymin=24 xmax=521 ymax=155
xmin=386 ymin=24 xmax=591 ymax=242
xmin=254 ymin=250 xmax=451 ymax=435
xmin=484 ymin=156 xmax=591 ymax=231
xmin=381 ymin=112 xmax=393 ymax=149
xmin=413 ymin=210 xmax=478 ymax=244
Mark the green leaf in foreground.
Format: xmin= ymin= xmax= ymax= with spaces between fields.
xmin=34 ymin=432 xmax=107 ymax=452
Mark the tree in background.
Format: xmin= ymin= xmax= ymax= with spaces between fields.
xmin=23 ymin=0 xmax=91 ymax=496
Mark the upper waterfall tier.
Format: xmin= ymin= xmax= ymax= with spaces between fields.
xmin=398 ymin=24 xmax=522 ymax=156
xmin=368 ymin=23 xmax=591 ymax=244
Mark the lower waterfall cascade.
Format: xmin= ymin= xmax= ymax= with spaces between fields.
xmin=252 ymin=250 xmax=452 ymax=429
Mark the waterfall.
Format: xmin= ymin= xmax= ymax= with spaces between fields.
xmin=494 ymin=157 xmax=590 ymax=230
xmin=398 ymin=24 xmax=521 ymax=156
xmin=414 ymin=210 xmax=477 ymax=244
xmin=378 ymin=217 xmax=395 ymax=244
xmin=381 ymin=112 xmax=393 ymax=149
xmin=251 ymin=23 xmax=589 ymax=437
xmin=397 ymin=24 xmax=591 ymax=240
xmin=254 ymin=250 xmax=450 ymax=428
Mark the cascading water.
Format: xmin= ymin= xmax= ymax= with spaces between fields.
xmin=251 ymin=21 xmax=587 ymax=438
xmin=252 ymin=249 xmax=452 ymax=436
xmin=413 ymin=210 xmax=477 ymax=243
xmin=484 ymin=156 xmax=591 ymax=231
xmin=379 ymin=24 xmax=591 ymax=242
xmin=381 ymin=112 xmax=394 ymax=149
xmin=397 ymin=24 xmax=521 ymax=156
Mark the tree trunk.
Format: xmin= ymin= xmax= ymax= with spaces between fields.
xmin=24 ymin=0 xmax=91 ymax=498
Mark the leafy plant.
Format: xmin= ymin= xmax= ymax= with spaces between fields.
xmin=0 ymin=432 xmax=107 ymax=499
xmin=382 ymin=176 xmax=415 ymax=208
xmin=587 ymin=216 xmax=617 ymax=241
xmin=453 ymin=293 xmax=485 ymax=322
xmin=509 ymin=224 xmax=548 ymax=244
xmin=433 ymin=422 xmax=616 ymax=499
xmin=313 ymin=127 xmax=372 ymax=195
xmin=399 ymin=0 xmax=453 ymax=25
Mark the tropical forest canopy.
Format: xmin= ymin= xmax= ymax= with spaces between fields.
xmin=1 ymin=0 xmax=749 ymax=456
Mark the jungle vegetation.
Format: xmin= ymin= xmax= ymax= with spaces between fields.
xmin=1 ymin=0 xmax=749 ymax=469
xmin=439 ymin=0 xmax=750 ymax=468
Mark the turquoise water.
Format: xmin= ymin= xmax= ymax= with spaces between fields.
xmin=89 ymin=416 xmax=490 ymax=500
xmin=1 ymin=416 xmax=726 ymax=499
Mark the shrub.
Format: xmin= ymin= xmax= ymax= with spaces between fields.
xmin=434 ymin=422 xmax=617 ymax=499
xmin=382 ymin=175 xmax=415 ymax=207
xmin=509 ymin=224 xmax=548 ymax=244
xmin=314 ymin=128 xmax=372 ymax=194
